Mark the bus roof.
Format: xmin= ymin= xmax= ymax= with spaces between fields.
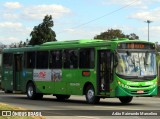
xmin=2 ymin=38 xmax=154 ymax=52
xmin=41 ymin=39 xmax=104 ymax=46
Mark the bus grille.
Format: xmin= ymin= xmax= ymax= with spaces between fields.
xmin=129 ymin=86 xmax=149 ymax=88
xmin=131 ymin=90 xmax=149 ymax=94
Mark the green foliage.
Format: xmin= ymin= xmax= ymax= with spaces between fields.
xmin=29 ymin=15 xmax=56 ymax=45
xmin=155 ymin=42 xmax=160 ymax=53
xmin=94 ymin=29 xmax=139 ymax=40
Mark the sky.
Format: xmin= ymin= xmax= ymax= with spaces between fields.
xmin=0 ymin=0 xmax=160 ymax=45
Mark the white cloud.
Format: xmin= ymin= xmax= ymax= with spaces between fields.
xmin=0 ymin=22 xmax=22 ymax=28
xmin=22 ymin=4 xmax=71 ymax=20
xmin=1 ymin=3 xmax=71 ymax=21
xmin=103 ymin=0 xmax=150 ymax=9
xmin=2 ymin=13 xmax=19 ymax=20
xmin=0 ymin=22 xmax=32 ymax=44
xmin=103 ymin=0 xmax=160 ymax=8
xmin=3 ymin=2 xmax=22 ymax=9
xmin=150 ymin=26 xmax=160 ymax=42
xmin=0 ymin=37 xmax=20 ymax=45
xmin=129 ymin=8 xmax=160 ymax=21
xmin=0 ymin=3 xmax=71 ymax=45
xmin=64 ymin=28 xmax=75 ymax=32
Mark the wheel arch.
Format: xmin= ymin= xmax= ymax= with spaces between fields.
xmin=83 ymin=82 xmax=94 ymax=95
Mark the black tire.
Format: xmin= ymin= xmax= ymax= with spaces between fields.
xmin=36 ymin=93 xmax=43 ymax=99
xmin=55 ymin=94 xmax=70 ymax=101
xmin=85 ymin=85 xmax=100 ymax=104
xmin=119 ymin=96 xmax=133 ymax=104
xmin=4 ymin=90 xmax=12 ymax=93
xmin=27 ymin=82 xmax=43 ymax=100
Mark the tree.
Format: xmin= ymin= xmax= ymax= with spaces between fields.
xmin=29 ymin=15 xmax=56 ymax=45
xmin=94 ymin=29 xmax=139 ymax=40
xmin=125 ymin=33 xmax=139 ymax=40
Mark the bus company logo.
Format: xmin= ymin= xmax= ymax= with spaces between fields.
xmin=2 ymin=111 xmax=11 ymax=116
xmin=38 ymin=72 xmax=46 ymax=78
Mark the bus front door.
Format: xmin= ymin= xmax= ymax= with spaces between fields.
xmin=13 ymin=54 xmax=23 ymax=92
xmin=97 ymin=50 xmax=112 ymax=94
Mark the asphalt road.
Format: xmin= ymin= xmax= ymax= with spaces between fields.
xmin=0 ymin=90 xmax=160 ymax=119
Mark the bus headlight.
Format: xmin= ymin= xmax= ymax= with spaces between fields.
xmin=117 ymin=80 xmax=129 ymax=89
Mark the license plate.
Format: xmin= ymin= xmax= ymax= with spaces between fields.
xmin=137 ymin=90 xmax=144 ymax=93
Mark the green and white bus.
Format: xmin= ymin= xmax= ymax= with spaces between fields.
xmin=1 ymin=38 xmax=158 ymax=104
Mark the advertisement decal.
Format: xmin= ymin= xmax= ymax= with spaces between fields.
xmin=33 ymin=69 xmax=51 ymax=81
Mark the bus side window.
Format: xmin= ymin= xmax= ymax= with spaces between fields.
xmin=79 ymin=48 xmax=95 ymax=68
xmin=50 ymin=50 xmax=62 ymax=68
xmin=26 ymin=52 xmax=35 ymax=69
xmin=63 ymin=49 xmax=78 ymax=69
xmin=36 ymin=51 xmax=49 ymax=69
xmin=15 ymin=55 xmax=22 ymax=71
xmin=70 ymin=50 xmax=78 ymax=68
xmin=3 ymin=53 xmax=13 ymax=68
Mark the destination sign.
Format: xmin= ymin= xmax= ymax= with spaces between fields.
xmin=118 ymin=43 xmax=155 ymax=49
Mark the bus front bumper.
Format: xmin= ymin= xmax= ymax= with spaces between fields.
xmin=115 ymin=85 xmax=158 ymax=97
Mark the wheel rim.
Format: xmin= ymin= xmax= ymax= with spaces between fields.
xmin=28 ymin=86 xmax=33 ymax=97
xmin=87 ymin=89 xmax=94 ymax=100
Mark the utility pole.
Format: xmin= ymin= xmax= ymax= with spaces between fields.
xmin=145 ymin=20 xmax=152 ymax=42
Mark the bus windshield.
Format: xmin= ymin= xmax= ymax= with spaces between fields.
xmin=116 ymin=51 xmax=156 ymax=78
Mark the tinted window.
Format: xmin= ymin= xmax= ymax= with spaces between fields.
xmin=36 ymin=51 xmax=49 ymax=69
xmin=63 ymin=49 xmax=78 ymax=69
xmin=49 ymin=50 xmax=62 ymax=68
xmin=26 ymin=52 xmax=36 ymax=68
xmin=3 ymin=53 xmax=13 ymax=68
xmin=79 ymin=48 xmax=94 ymax=68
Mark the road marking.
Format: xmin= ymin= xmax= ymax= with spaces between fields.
xmin=77 ymin=116 xmax=100 ymax=119
xmin=94 ymin=106 xmax=142 ymax=110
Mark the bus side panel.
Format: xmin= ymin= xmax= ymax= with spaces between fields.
xmin=34 ymin=81 xmax=55 ymax=94
xmin=109 ymin=78 xmax=118 ymax=97
xmin=29 ymin=69 xmax=97 ymax=95
xmin=31 ymin=69 xmax=55 ymax=94
xmin=51 ymin=69 xmax=70 ymax=95
xmin=64 ymin=69 xmax=97 ymax=95
xmin=20 ymin=69 xmax=33 ymax=93
xmin=63 ymin=69 xmax=82 ymax=95
xmin=2 ymin=68 xmax=13 ymax=92
xmin=64 ymin=69 xmax=82 ymax=95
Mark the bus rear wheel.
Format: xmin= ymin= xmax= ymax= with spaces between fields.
xmin=119 ymin=96 xmax=133 ymax=104
xmin=27 ymin=82 xmax=43 ymax=100
xmin=85 ymin=85 xmax=100 ymax=104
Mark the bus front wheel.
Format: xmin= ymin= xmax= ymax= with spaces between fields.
xmin=119 ymin=96 xmax=133 ymax=104
xmin=85 ymin=85 xmax=100 ymax=104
